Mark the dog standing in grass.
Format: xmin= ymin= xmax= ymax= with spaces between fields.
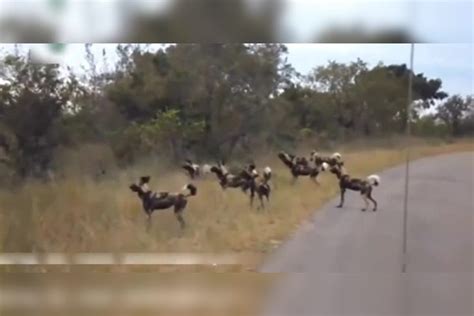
xmin=182 ymin=159 xmax=212 ymax=179
xmin=278 ymin=151 xmax=328 ymax=184
xmin=310 ymin=151 xmax=343 ymax=168
xmin=129 ymin=176 xmax=197 ymax=231
xmin=241 ymin=164 xmax=272 ymax=209
xmin=253 ymin=166 xmax=272 ymax=209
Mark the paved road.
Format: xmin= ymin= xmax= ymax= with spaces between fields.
xmin=260 ymin=152 xmax=474 ymax=316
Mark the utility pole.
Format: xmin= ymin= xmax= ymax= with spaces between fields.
xmin=402 ymin=43 xmax=415 ymax=273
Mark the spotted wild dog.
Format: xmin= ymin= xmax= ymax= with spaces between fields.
xmin=329 ymin=163 xmax=380 ymax=212
xmin=129 ymin=176 xmax=197 ymax=230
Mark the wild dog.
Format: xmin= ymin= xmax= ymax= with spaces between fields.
xmin=254 ymin=166 xmax=272 ymax=209
xmin=329 ymin=163 xmax=380 ymax=212
xmin=310 ymin=151 xmax=343 ymax=167
xmin=210 ymin=164 xmax=250 ymax=190
xmin=278 ymin=151 xmax=328 ymax=184
xmin=278 ymin=151 xmax=309 ymax=169
xmin=129 ymin=176 xmax=197 ymax=230
xmin=182 ymin=159 xmax=212 ymax=179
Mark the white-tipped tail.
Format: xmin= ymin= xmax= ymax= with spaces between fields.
xmin=220 ymin=165 xmax=229 ymax=175
xmin=141 ymin=183 xmax=151 ymax=192
xmin=201 ymin=164 xmax=212 ymax=174
xmin=367 ymin=174 xmax=381 ymax=186
xmin=281 ymin=152 xmax=292 ymax=162
xmin=331 ymin=152 xmax=342 ymax=160
xmin=181 ymin=183 xmax=197 ymax=196
xmin=263 ymin=166 xmax=272 ymax=175
xmin=321 ymin=162 xmax=329 ymax=171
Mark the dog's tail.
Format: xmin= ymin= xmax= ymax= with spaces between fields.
xmin=263 ymin=166 xmax=272 ymax=182
xmin=201 ymin=164 xmax=212 ymax=174
xmin=182 ymin=164 xmax=195 ymax=174
xmin=331 ymin=152 xmax=342 ymax=161
xmin=181 ymin=183 xmax=198 ymax=197
xmin=320 ymin=162 xmax=329 ymax=172
xmin=210 ymin=166 xmax=224 ymax=178
xmin=278 ymin=152 xmax=294 ymax=169
xmin=367 ymin=174 xmax=381 ymax=186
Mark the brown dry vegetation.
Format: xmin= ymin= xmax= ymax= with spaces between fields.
xmin=0 ymin=139 xmax=472 ymax=268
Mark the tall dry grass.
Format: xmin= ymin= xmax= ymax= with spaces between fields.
xmin=0 ymin=139 xmax=472 ymax=259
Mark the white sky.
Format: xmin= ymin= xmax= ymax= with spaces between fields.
xmin=282 ymin=0 xmax=473 ymax=42
xmin=0 ymin=0 xmax=472 ymax=42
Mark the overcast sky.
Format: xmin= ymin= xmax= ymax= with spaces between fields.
xmin=0 ymin=0 xmax=472 ymax=42
xmin=282 ymin=0 xmax=473 ymax=43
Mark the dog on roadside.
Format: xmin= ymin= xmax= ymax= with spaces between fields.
xmin=329 ymin=163 xmax=380 ymax=212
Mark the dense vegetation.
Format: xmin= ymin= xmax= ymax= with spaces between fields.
xmin=0 ymin=44 xmax=472 ymax=182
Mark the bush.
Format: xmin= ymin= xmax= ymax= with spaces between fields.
xmin=51 ymin=143 xmax=118 ymax=179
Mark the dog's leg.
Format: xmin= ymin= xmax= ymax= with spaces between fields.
xmin=146 ymin=213 xmax=152 ymax=232
xmin=255 ymin=191 xmax=262 ymax=210
xmin=172 ymin=199 xmax=187 ymax=231
xmin=368 ymin=189 xmax=377 ymax=211
xmin=175 ymin=211 xmax=185 ymax=230
xmin=259 ymin=194 xmax=265 ymax=210
xmin=249 ymin=186 xmax=255 ymax=207
xmin=291 ymin=175 xmax=297 ymax=185
xmin=311 ymin=174 xmax=320 ymax=185
xmin=336 ymin=188 xmax=345 ymax=208
xmin=361 ymin=193 xmax=369 ymax=212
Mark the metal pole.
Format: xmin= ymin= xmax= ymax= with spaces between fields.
xmin=402 ymin=43 xmax=415 ymax=273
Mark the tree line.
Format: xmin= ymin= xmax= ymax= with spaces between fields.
xmin=0 ymin=44 xmax=472 ymax=181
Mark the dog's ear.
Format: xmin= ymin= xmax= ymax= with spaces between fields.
xmin=187 ymin=184 xmax=197 ymax=196
xmin=140 ymin=176 xmax=151 ymax=183
xmin=129 ymin=184 xmax=139 ymax=192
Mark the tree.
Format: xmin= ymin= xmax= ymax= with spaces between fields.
xmin=436 ymin=95 xmax=473 ymax=136
xmin=353 ymin=64 xmax=409 ymax=134
xmin=0 ymin=44 xmax=467 ymax=179
xmin=305 ymin=61 xmax=449 ymax=136
xmin=104 ymin=43 xmax=294 ymax=160
xmin=0 ymin=53 xmax=79 ymax=177
xmin=307 ymin=59 xmax=368 ymax=136
xmin=126 ymin=0 xmax=282 ymax=42
xmin=316 ymin=26 xmax=417 ymax=43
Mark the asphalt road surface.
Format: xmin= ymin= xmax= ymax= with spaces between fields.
xmin=260 ymin=152 xmax=473 ymax=316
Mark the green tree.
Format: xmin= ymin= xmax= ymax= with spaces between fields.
xmin=306 ymin=61 xmax=448 ymax=136
xmin=0 ymin=53 xmax=79 ymax=177
xmin=436 ymin=95 xmax=473 ymax=136
xmin=105 ymin=43 xmax=294 ymax=160
xmin=307 ymin=59 xmax=368 ymax=135
xmin=126 ymin=0 xmax=282 ymax=42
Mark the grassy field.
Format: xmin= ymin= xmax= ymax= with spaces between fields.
xmin=0 ymin=138 xmax=472 ymax=270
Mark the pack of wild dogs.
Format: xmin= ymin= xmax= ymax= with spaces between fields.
xmin=129 ymin=150 xmax=381 ymax=230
